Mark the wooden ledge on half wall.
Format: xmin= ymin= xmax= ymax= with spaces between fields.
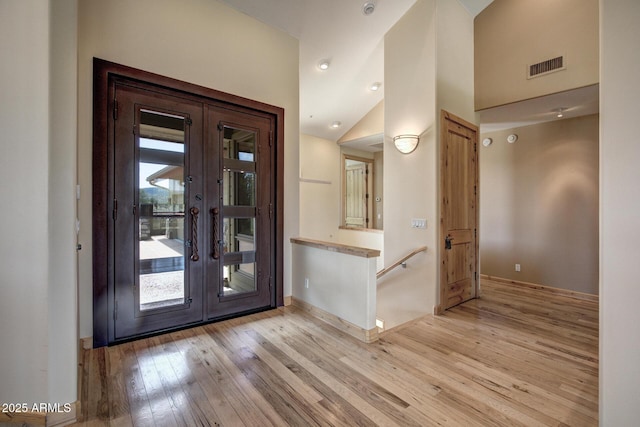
xmin=290 ymin=237 xmax=380 ymax=258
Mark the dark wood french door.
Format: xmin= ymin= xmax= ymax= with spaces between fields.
xmin=112 ymin=84 xmax=205 ymax=339
xmin=94 ymin=59 xmax=281 ymax=345
xmin=206 ymin=109 xmax=273 ymax=319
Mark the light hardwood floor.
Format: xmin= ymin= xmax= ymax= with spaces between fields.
xmin=73 ymin=279 xmax=598 ymax=426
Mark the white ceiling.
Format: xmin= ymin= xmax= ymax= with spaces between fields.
xmin=218 ymin=0 xmax=601 ymax=141
xmin=219 ymin=0 xmax=417 ymax=140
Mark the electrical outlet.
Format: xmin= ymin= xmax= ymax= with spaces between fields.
xmin=304 ymin=278 xmax=310 ymax=289
xmin=515 ymin=263 xmax=521 ymax=272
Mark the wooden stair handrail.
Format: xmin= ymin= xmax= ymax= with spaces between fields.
xmin=376 ymin=246 xmax=427 ymax=279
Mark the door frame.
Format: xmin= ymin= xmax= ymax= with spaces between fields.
xmin=436 ymin=110 xmax=479 ymax=314
xmin=92 ymin=58 xmax=284 ymax=347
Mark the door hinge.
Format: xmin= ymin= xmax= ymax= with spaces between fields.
xmin=185 ymin=118 xmax=193 ymax=126
xmin=269 ymin=131 xmax=273 ymax=147
xmin=217 ymin=123 xmax=224 ymax=132
xmin=113 ymin=198 xmax=118 ymax=220
xmin=113 ymin=100 xmax=118 ymax=120
xmin=187 ymin=297 xmax=193 ymax=305
xmin=269 ymin=203 xmax=273 ymax=219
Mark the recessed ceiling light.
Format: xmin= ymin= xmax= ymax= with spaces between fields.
xmin=331 ymin=121 xmax=342 ymax=128
xmin=362 ymin=1 xmax=376 ymax=15
xmin=370 ymin=82 xmax=382 ymax=91
xmin=318 ymin=60 xmax=330 ymax=71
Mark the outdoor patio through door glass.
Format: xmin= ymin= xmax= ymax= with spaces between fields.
xmin=138 ymin=111 xmax=186 ymax=311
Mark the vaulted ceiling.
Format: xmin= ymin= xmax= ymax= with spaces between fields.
xmin=219 ymin=0 xmax=494 ymax=141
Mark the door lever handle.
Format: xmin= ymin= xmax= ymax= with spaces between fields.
xmin=445 ymin=235 xmax=454 ymax=250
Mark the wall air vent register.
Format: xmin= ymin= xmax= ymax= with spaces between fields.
xmin=527 ymin=55 xmax=565 ymax=79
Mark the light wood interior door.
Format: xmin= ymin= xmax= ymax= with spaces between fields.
xmin=345 ymin=162 xmax=367 ymax=227
xmin=343 ymin=156 xmax=373 ymax=228
xmin=439 ymin=110 xmax=479 ymax=312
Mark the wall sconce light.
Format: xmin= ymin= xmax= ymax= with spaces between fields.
xmin=393 ymin=134 xmax=420 ymax=154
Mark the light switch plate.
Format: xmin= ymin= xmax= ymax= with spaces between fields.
xmin=411 ymin=218 xmax=427 ymax=229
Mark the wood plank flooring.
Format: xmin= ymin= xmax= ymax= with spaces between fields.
xmin=72 ymin=279 xmax=599 ymax=426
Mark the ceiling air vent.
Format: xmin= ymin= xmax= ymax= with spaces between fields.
xmin=527 ymin=56 xmax=565 ymax=79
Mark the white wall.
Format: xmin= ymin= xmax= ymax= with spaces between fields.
xmin=0 ymin=0 xmax=50 ymax=404
xmin=77 ymin=0 xmax=300 ymax=338
xmin=380 ymin=0 xmax=475 ymax=329
xmin=337 ymin=228 xmax=384 ymax=271
xmin=291 ymin=244 xmax=377 ymax=331
xmin=48 ymin=0 xmax=79 ymax=404
xmin=382 ymin=0 xmax=437 ymax=329
xmin=436 ymin=0 xmax=476 ymax=124
xmin=299 ymin=134 xmax=341 ymax=241
xmin=600 ymin=0 xmax=640 ymax=424
xmin=0 ymin=0 xmax=78 ymax=405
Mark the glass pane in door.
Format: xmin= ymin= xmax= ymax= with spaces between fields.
xmin=222 ymin=218 xmax=256 ymax=296
xmin=138 ymin=110 xmax=186 ymax=311
xmin=223 ymin=128 xmax=255 ymax=160
xmin=222 ymin=126 xmax=257 ymax=297
xmin=223 ymin=262 xmax=257 ymax=296
xmin=222 ymin=171 xmax=255 ymax=206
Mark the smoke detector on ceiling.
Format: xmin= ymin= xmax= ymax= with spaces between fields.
xmin=362 ymin=2 xmax=376 ymax=15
